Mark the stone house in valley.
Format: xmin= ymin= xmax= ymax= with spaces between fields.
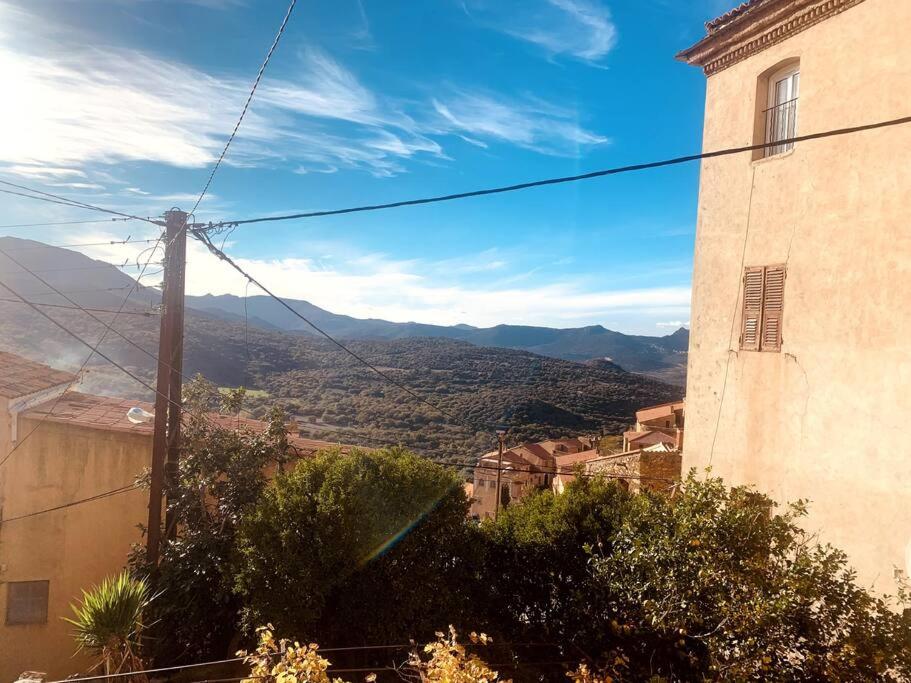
xmin=677 ymin=0 xmax=911 ymax=592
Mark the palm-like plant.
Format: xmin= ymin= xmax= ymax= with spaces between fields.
xmin=64 ymin=571 xmax=154 ymax=676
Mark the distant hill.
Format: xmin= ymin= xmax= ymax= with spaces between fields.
xmin=188 ymin=294 xmax=690 ymax=385
xmin=0 ymin=237 xmax=684 ymax=460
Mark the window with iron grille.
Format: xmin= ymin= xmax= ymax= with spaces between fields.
xmin=741 ymin=265 xmax=786 ymax=352
xmin=6 ymin=580 xmax=49 ymax=625
xmin=764 ymin=65 xmax=799 ymax=157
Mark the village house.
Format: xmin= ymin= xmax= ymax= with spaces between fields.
xmin=470 ymin=400 xmax=687 ymax=514
xmin=621 ymin=400 xmax=684 ymax=452
xmin=677 ymin=0 xmax=911 ymax=592
xmin=469 ymin=437 xmax=596 ymax=519
xmin=0 ymin=352 xmax=355 ymax=681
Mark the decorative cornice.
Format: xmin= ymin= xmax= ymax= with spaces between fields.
xmin=677 ymin=0 xmax=867 ymax=76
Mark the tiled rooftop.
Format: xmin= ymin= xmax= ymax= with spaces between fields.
xmin=0 ymin=351 xmax=76 ymax=399
xmin=705 ymin=0 xmax=766 ymax=33
xmin=22 ymin=391 xmax=359 ymax=455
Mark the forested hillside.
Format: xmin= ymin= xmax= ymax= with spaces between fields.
xmin=0 ymin=237 xmax=682 ymax=460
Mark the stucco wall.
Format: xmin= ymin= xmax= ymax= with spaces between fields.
xmin=0 ymin=420 xmax=150 ymax=680
xmin=684 ymin=0 xmax=911 ymax=594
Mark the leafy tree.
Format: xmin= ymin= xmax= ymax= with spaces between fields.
xmin=581 ymin=474 xmax=911 ymax=681
xmin=130 ymin=378 xmax=294 ymax=663
xmin=479 ymin=474 xmax=631 ymax=647
xmin=65 ymin=571 xmax=154 ymax=676
xmin=234 ymin=447 xmax=480 ymax=645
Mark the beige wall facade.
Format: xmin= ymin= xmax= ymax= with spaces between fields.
xmin=0 ymin=419 xmax=150 ymax=681
xmin=683 ymin=0 xmax=911 ymax=594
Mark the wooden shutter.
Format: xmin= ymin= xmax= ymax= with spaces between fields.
xmin=760 ymin=265 xmax=786 ymax=351
xmin=741 ymin=267 xmax=764 ymax=351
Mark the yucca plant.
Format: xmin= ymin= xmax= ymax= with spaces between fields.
xmin=64 ymin=571 xmax=154 ymax=676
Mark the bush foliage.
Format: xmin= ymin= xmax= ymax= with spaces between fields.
xmin=134 ymin=388 xmax=911 ymax=680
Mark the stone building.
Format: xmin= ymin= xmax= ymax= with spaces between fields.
xmin=677 ymin=0 xmax=911 ymax=593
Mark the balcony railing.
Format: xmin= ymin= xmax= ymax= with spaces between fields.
xmin=763 ymin=97 xmax=798 ymax=157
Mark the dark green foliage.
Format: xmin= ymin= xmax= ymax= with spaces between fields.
xmin=478 ymin=476 xmax=631 ymax=647
xmin=582 ymin=476 xmax=911 ymax=681
xmin=234 ymin=447 xmax=480 ymax=645
xmin=129 ymin=379 xmax=294 ymax=664
xmin=479 ymin=475 xmax=911 ymax=681
xmin=130 ymin=399 xmax=911 ymax=680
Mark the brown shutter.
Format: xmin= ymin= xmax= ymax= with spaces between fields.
xmin=760 ymin=265 xmax=786 ymax=351
xmin=741 ymin=267 xmax=764 ymax=351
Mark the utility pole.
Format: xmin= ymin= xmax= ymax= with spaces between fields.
xmin=146 ymin=209 xmax=188 ymax=565
xmin=494 ymin=426 xmax=507 ymax=521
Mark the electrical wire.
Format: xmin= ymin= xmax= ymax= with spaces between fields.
xmin=0 ymin=242 xmax=193 ymax=468
xmin=0 ymin=218 xmax=135 ymax=230
xmin=9 ymin=261 xmax=166 ymax=274
xmin=0 ymin=297 xmax=157 ymax=316
xmin=0 ymin=178 xmax=162 ymax=225
xmin=193 ymin=229 xmax=497 ymax=435
xmin=46 ymin=640 xmax=567 ymax=683
xmin=197 ymin=114 xmax=911 ymax=230
xmin=189 ymin=0 xmax=297 ymax=215
xmin=0 ymin=484 xmax=138 ymax=524
xmin=0 ymin=236 xmax=156 ymax=250
xmin=0 ymin=187 xmax=99 ymax=210
xmin=0 ymin=231 xmax=166 ymax=469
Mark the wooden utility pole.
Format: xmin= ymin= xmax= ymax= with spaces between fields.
xmin=494 ymin=427 xmax=507 ymax=521
xmin=146 ymin=209 xmax=188 ymax=565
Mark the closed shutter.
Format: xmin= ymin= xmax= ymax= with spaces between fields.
xmin=741 ymin=267 xmax=764 ymax=351
xmin=761 ymin=265 xmax=786 ymax=351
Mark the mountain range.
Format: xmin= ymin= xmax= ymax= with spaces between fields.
xmin=0 ymin=236 xmax=685 ymax=458
xmin=187 ymin=294 xmax=689 ymax=385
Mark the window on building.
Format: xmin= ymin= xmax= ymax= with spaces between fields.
xmin=6 ymin=581 xmax=49 ymax=625
xmin=763 ymin=64 xmax=799 ymax=157
xmin=741 ymin=265 xmax=786 ymax=352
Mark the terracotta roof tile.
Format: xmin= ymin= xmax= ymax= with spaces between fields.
xmin=0 ymin=352 xmax=76 ymax=399
xmin=21 ymin=391 xmax=360 ymax=455
xmin=705 ymin=0 xmax=767 ymax=33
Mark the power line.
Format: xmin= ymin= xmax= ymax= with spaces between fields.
xmin=47 ymin=639 xmax=566 ymax=683
xmin=192 ymin=229 xmax=496 ymax=435
xmin=0 ymin=297 xmax=157 ymax=316
xmin=0 ymin=237 xmax=156 ymax=250
xmin=0 ymin=484 xmax=137 ymax=524
xmin=0 ymin=218 xmax=135 ymax=230
xmin=0 ymin=278 xmax=180 ymax=436
xmin=0 ymin=178 xmax=162 ymax=225
xmin=198 ymin=114 xmax=911 ymax=230
xmin=0 ymin=233 xmax=167 ymax=469
xmin=0 ymin=187 xmax=99 ymax=210
xmin=190 ymin=0 xmax=297 ymax=215
xmin=5 ymin=261 xmax=165 ymax=274
xmin=22 ymin=283 xmax=157 ymax=296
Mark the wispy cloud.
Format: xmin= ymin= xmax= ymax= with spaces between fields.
xmin=656 ymin=320 xmax=689 ymax=328
xmin=433 ymin=89 xmax=607 ymax=155
xmin=0 ymin=4 xmax=608 ymax=182
xmin=466 ymin=0 xmax=618 ymax=63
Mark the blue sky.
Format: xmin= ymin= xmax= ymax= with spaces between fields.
xmin=0 ymin=0 xmax=733 ymax=334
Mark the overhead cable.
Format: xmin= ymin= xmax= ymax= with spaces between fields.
xmin=0 ymin=178 xmax=162 ymax=224
xmin=190 ymin=0 xmax=297 ymax=215
xmin=198 ymin=114 xmax=911 ymax=229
